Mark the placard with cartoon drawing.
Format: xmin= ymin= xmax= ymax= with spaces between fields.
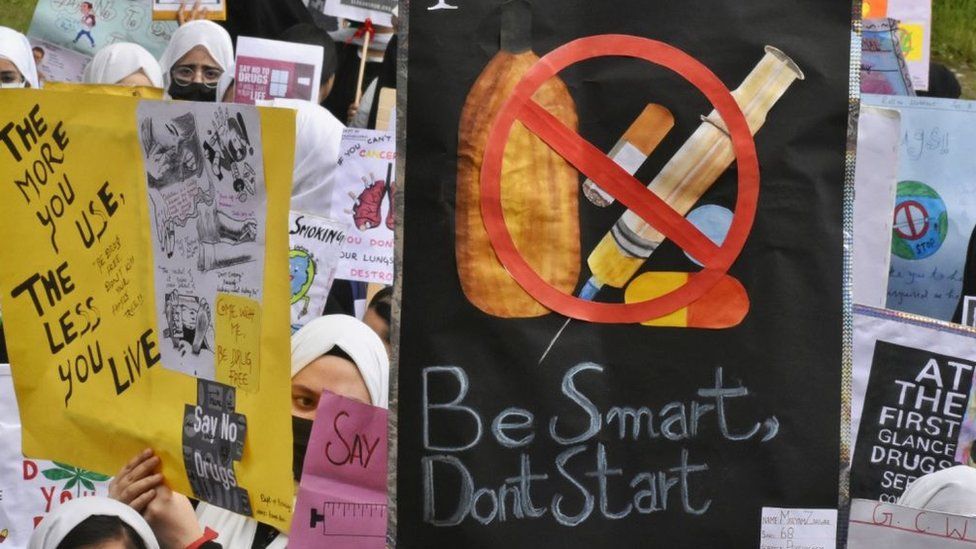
xmin=138 ymin=102 xmax=267 ymax=379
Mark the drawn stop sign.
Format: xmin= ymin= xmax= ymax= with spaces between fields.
xmin=893 ymin=200 xmax=929 ymax=240
xmin=480 ymin=34 xmax=760 ymax=324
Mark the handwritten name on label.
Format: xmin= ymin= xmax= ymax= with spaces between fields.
xmin=759 ymin=507 xmax=837 ymax=549
xmin=215 ymin=293 xmax=261 ymax=393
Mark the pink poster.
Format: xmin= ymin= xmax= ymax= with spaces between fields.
xmin=290 ymin=390 xmax=388 ymax=549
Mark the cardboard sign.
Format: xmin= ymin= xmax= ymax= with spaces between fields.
xmin=0 ymin=364 xmax=112 ymax=548
xmin=851 ymin=305 xmax=976 ymax=502
xmin=152 ymin=0 xmax=227 ymax=21
xmin=864 ymin=95 xmax=976 ymax=322
xmin=0 ymin=89 xmax=296 ymax=531
xmin=848 ymin=498 xmax=976 ymax=547
xmin=289 ymin=212 xmax=348 ymax=331
xmin=331 ymin=128 xmax=395 ymax=285
xmin=398 ymin=0 xmax=850 ymax=546
xmin=234 ymin=37 xmax=324 ymax=106
xmin=322 ymin=0 xmax=396 ymax=27
xmin=290 ymin=391 xmax=388 ymax=548
xmin=27 ymin=0 xmax=177 ymax=59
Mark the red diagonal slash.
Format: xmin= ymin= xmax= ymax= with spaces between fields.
xmin=518 ymin=99 xmax=721 ymax=265
xmin=479 ymin=34 xmax=760 ymax=324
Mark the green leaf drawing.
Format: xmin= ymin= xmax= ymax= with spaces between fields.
xmin=41 ymin=468 xmax=74 ymax=481
xmin=64 ymin=477 xmax=78 ymax=490
xmin=81 ymin=478 xmax=95 ymax=491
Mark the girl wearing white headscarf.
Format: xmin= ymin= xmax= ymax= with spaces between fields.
xmin=83 ymin=42 xmax=164 ymax=88
xmin=897 ymin=465 xmax=976 ymax=517
xmin=194 ymin=315 xmax=390 ymax=548
xmin=268 ymin=98 xmax=345 ymax=215
xmin=159 ymin=20 xmax=234 ymax=101
xmin=0 ymin=26 xmax=39 ymax=88
xmin=29 ymin=496 xmax=160 ymax=549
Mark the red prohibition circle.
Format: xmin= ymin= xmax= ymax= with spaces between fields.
xmin=480 ymin=34 xmax=761 ymax=324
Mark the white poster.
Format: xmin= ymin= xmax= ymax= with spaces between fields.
xmin=848 ymin=498 xmax=976 ymax=547
xmin=28 ymin=38 xmax=90 ymax=84
xmin=137 ymin=103 xmax=267 ymax=379
xmin=853 ymin=106 xmax=900 ymax=307
xmin=289 ymin=212 xmax=348 ymax=331
xmin=0 ymin=365 xmax=112 ymax=548
xmin=322 ymin=0 xmax=395 ymax=26
xmin=331 ymin=128 xmax=395 ymax=285
xmin=865 ymin=95 xmax=976 ymax=322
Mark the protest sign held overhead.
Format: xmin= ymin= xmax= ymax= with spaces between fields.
xmin=398 ymin=0 xmax=850 ymax=545
xmin=0 ymin=89 xmax=297 ymax=532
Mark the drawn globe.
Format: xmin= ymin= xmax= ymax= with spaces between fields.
xmin=891 ymin=180 xmax=948 ymax=260
xmin=289 ymin=249 xmax=316 ymax=304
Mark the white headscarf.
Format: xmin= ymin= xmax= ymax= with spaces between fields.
xmin=0 ymin=26 xmax=39 ymax=88
xmin=898 ymin=466 xmax=976 ymax=517
xmin=159 ymin=20 xmax=234 ymax=91
xmin=28 ymin=496 xmax=160 ymax=549
xmin=84 ymin=42 xmax=163 ymax=87
xmin=269 ymin=98 xmax=344 ymax=215
xmin=292 ymin=314 xmax=390 ymax=408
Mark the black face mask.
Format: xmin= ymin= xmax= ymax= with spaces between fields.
xmin=292 ymin=416 xmax=314 ymax=482
xmin=168 ymin=82 xmax=217 ymax=102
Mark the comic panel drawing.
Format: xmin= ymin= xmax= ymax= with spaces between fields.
xmin=138 ymin=102 xmax=267 ymax=378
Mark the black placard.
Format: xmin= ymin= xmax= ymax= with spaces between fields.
xmin=399 ymin=0 xmax=850 ymax=545
xmin=851 ymin=340 xmax=973 ymax=502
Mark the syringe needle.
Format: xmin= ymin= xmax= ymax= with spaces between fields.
xmin=538 ymin=317 xmax=573 ymax=365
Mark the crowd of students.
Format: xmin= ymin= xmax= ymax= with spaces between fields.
xmin=0 ymin=3 xmax=397 ymax=547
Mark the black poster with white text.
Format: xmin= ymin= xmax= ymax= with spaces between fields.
xmin=399 ymin=0 xmax=851 ymax=545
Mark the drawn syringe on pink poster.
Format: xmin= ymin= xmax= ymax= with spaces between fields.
xmin=540 ymin=46 xmax=804 ymax=363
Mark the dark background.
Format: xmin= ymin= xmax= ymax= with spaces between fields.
xmin=399 ymin=0 xmax=851 ymax=545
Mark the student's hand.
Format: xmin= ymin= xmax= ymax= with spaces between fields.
xmin=178 ymin=0 xmax=209 ymax=25
xmin=109 ymin=449 xmax=163 ymax=513
xmin=143 ymin=485 xmax=205 ymax=549
xmin=347 ymin=102 xmax=360 ymax=125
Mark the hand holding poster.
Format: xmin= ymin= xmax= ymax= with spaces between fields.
xmin=234 ymin=37 xmax=324 ymax=105
xmin=290 ymin=390 xmax=388 ymax=548
xmin=0 ymin=89 xmax=296 ymax=531
xmin=332 ymin=128 xmax=395 ymax=285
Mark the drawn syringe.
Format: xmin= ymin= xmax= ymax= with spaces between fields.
xmin=539 ymin=46 xmax=805 ymax=364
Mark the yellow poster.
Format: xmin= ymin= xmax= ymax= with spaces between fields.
xmin=0 ymin=89 xmax=296 ymax=531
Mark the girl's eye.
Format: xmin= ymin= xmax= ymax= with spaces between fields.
xmin=293 ymin=396 xmax=317 ymax=410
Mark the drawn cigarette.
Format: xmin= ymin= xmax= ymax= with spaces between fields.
xmin=582 ymin=103 xmax=674 ymax=207
xmin=587 ymin=46 xmax=804 ymax=290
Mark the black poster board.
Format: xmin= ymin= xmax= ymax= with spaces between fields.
xmin=851 ymin=340 xmax=973 ymax=502
xmin=399 ymin=0 xmax=851 ymax=545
